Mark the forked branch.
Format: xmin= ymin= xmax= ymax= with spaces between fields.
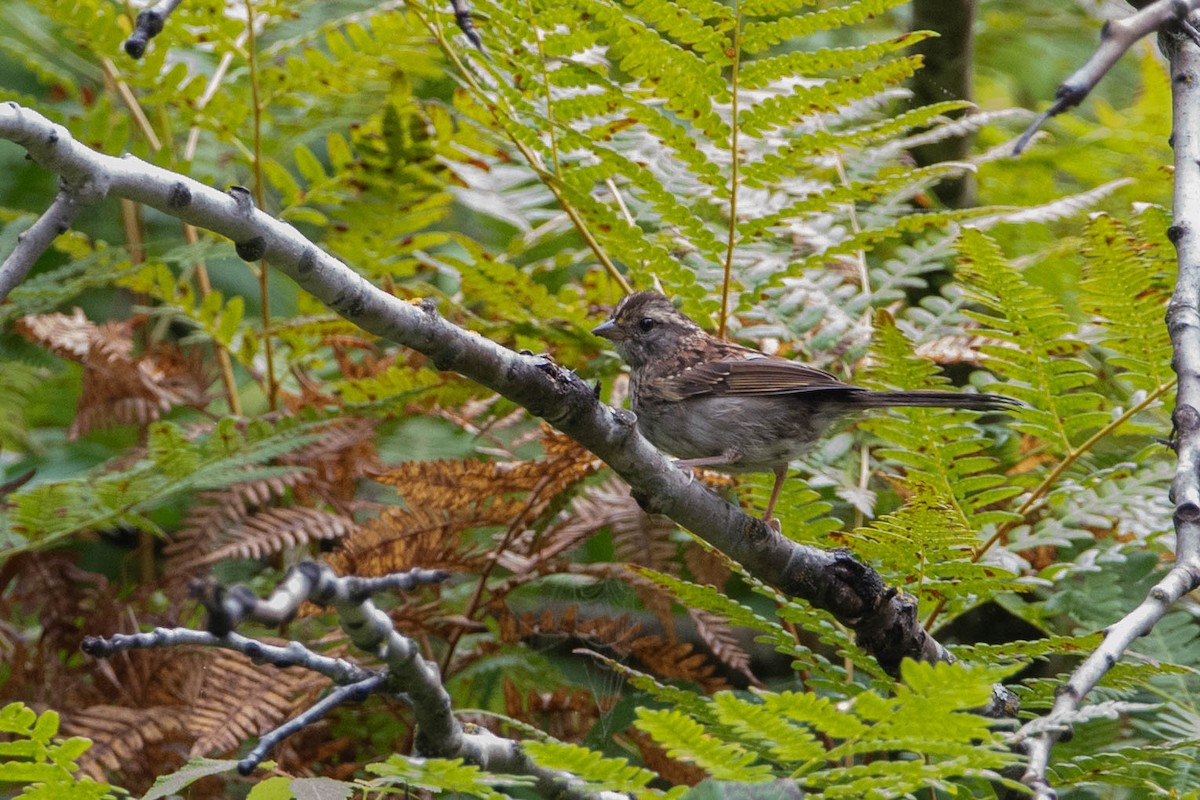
xmin=83 ymin=562 xmax=625 ymax=800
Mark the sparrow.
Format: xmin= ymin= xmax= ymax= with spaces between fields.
xmin=592 ymin=291 xmax=1016 ymax=522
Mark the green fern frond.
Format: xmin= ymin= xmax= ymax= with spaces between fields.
xmin=636 ymin=708 xmax=775 ymax=782
xmin=740 ymin=33 xmax=935 ymax=88
xmin=582 ymin=651 xmax=719 ymax=723
xmin=0 ymin=243 xmax=140 ymax=324
xmin=741 ymin=0 xmax=912 ymax=53
xmin=0 ymin=361 xmax=39 ymax=450
xmin=845 ymin=496 xmax=1025 ymax=616
xmin=765 ymin=591 xmax=891 ymax=686
xmin=631 ymin=568 xmax=797 ymax=654
xmin=857 ymin=312 xmax=1021 ymax=533
xmin=953 ymin=633 xmax=1104 ymax=665
xmin=0 ymin=418 xmax=322 ymax=562
xmin=368 ymin=754 xmax=531 ymax=800
xmin=740 ymin=100 xmax=974 ymax=187
xmin=1079 ymin=213 xmax=1174 ymax=394
xmin=738 ymin=56 xmax=923 ymax=137
xmin=0 ymin=702 xmax=114 ymax=799
xmin=522 ymin=740 xmax=663 ymax=797
xmin=956 ymin=229 xmax=1107 ymax=454
xmin=634 ymin=662 xmax=1018 ymax=796
xmin=739 ymin=162 xmax=969 ymax=240
xmin=711 ymin=691 xmax=836 ymax=764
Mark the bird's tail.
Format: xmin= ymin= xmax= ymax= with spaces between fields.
xmin=850 ymin=390 xmax=1019 ymax=412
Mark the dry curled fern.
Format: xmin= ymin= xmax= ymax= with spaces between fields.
xmin=16 ymin=309 xmax=211 ymax=439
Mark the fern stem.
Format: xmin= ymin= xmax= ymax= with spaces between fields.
xmin=439 ymin=471 xmax=557 ymax=675
xmin=100 ymin=56 xmax=162 ymax=152
xmin=412 ymin=1 xmax=632 ymax=295
xmin=103 ymin=31 xmax=243 ymax=414
xmin=184 ymin=223 xmax=243 ymax=415
xmin=524 ymin=0 xmax=560 ymax=176
xmin=718 ymin=6 xmax=742 ymax=339
xmin=243 ymin=0 xmax=279 ymax=412
xmin=817 ymin=116 xmax=870 ymax=306
xmin=924 ymin=380 xmax=1175 ymax=630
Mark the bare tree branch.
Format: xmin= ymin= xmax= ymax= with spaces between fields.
xmin=1014 ymin=22 xmax=1200 ymax=799
xmin=123 ymin=0 xmax=186 ymax=59
xmin=84 ymin=562 xmax=627 ymax=800
xmin=0 ymin=188 xmax=79 ymax=300
xmin=1014 ymin=0 xmax=1200 ymax=154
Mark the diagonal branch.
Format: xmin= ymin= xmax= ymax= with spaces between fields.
xmin=0 ymin=101 xmax=977 ymax=682
xmin=0 ymin=188 xmax=80 ymax=300
xmin=1014 ymin=0 xmax=1200 ymax=154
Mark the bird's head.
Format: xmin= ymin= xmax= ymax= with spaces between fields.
xmin=592 ymin=291 xmax=703 ymax=368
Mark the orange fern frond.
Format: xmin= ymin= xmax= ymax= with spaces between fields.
xmin=179 ymin=506 xmax=356 ymax=569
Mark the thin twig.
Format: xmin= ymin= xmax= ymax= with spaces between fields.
xmin=0 ymin=189 xmax=79 ymax=302
xmin=718 ymin=5 xmax=742 ymax=339
xmin=1014 ymin=0 xmax=1200 ymax=155
xmin=123 ymin=0 xmax=186 ymax=59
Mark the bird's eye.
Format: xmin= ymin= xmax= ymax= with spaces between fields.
xmin=638 ymin=317 xmax=656 ymax=333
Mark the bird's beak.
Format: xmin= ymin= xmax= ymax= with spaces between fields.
xmin=592 ymin=319 xmax=623 ymax=341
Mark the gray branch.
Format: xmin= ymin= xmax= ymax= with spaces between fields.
xmin=0 ymin=100 xmax=972 ymax=681
xmin=124 ymin=0 xmax=186 ymax=59
xmin=0 ymin=188 xmax=79 ymax=300
xmin=84 ymin=562 xmax=625 ymax=800
xmin=1014 ymin=20 xmax=1200 ymax=799
xmin=1015 ymin=0 xmax=1200 ymax=154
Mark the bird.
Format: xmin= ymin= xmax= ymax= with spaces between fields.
xmin=592 ymin=291 xmax=1017 ymax=523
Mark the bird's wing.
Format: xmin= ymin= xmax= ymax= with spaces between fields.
xmin=663 ymin=357 xmax=860 ymax=399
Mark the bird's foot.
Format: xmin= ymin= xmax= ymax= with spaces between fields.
xmin=673 ymin=461 xmax=696 ymax=486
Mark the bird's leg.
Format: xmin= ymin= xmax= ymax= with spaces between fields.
xmin=762 ymin=465 xmax=788 ymax=532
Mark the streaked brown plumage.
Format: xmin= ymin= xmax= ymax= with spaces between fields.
xmin=593 ymin=291 xmax=1016 ymax=522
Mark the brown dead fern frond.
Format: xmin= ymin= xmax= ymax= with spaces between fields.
xmin=278 ymin=416 xmax=379 ymax=509
xmin=164 ymin=474 xmax=306 ymax=575
xmin=374 ymin=422 xmax=599 ymax=517
xmin=164 ymin=416 xmax=376 ymax=578
xmin=62 ymin=704 xmax=193 ymax=785
xmin=189 ymin=649 xmax=326 ymax=757
xmin=626 ymin=635 xmax=730 ymax=694
xmin=329 ymin=505 xmax=487 ymax=576
xmin=503 ymin=679 xmax=614 ymax=743
xmin=0 ymin=552 xmax=133 ymax=705
xmin=16 ymin=309 xmax=211 ymax=439
xmin=682 ymin=541 xmax=732 ymax=590
xmin=627 ymin=728 xmax=707 ymax=787
xmin=495 ymin=604 xmax=643 ymax=653
xmin=687 ymin=607 xmax=758 ymax=687
xmin=179 ymin=507 xmax=356 ymax=569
